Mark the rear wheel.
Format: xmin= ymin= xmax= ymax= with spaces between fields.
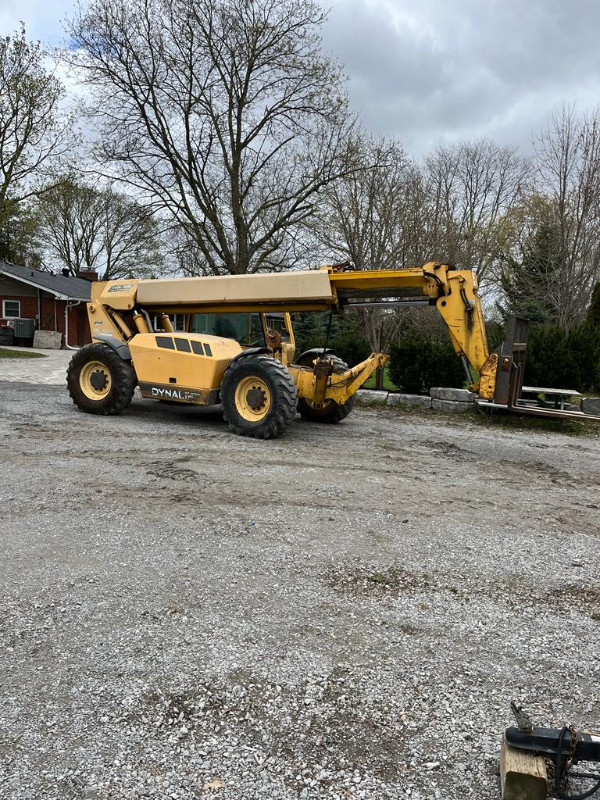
xmin=67 ymin=343 xmax=136 ymax=415
xmin=221 ymin=355 xmax=297 ymax=439
xmin=295 ymin=352 xmax=354 ymax=423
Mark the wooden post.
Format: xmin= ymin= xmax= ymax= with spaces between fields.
xmin=500 ymin=736 xmax=547 ymax=800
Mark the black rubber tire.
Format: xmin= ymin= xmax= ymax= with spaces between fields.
xmin=67 ymin=343 xmax=137 ymax=415
xmin=295 ymin=352 xmax=354 ymax=423
xmin=221 ymin=354 xmax=298 ymax=439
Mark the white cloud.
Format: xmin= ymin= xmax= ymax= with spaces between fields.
xmin=3 ymin=0 xmax=600 ymax=158
xmin=322 ymin=0 xmax=600 ymax=154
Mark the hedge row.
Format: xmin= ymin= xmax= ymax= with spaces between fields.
xmin=387 ymin=323 xmax=600 ymax=395
xmin=387 ymin=337 xmax=465 ymax=394
xmin=525 ymin=322 xmax=600 ymax=392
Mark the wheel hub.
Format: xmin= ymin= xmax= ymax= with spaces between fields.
xmin=79 ymin=359 xmax=112 ymax=401
xmin=233 ymin=375 xmax=272 ymax=422
xmin=90 ymin=370 xmax=109 ymax=391
xmin=246 ymin=386 xmax=267 ymax=410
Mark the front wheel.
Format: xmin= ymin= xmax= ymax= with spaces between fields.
xmin=67 ymin=343 xmax=137 ymax=415
xmin=295 ymin=353 xmax=354 ymax=424
xmin=221 ymin=355 xmax=297 ymax=439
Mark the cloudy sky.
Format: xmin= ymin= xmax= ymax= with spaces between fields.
xmin=2 ymin=0 xmax=599 ymax=156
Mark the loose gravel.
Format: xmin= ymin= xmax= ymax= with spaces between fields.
xmin=1 ymin=382 xmax=599 ymax=799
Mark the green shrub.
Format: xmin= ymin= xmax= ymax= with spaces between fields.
xmin=565 ymin=324 xmax=600 ymax=391
xmin=389 ymin=335 xmax=464 ymax=394
xmin=587 ymin=282 xmax=600 ymax=329
xmin=388 ymin=338 xmax=424 ymax=393
xmin=525 ymin=323 xmax=600 ymax=392
xmin=329 ymin=330 xmax=371 ymax=367
xmin=525 ymin=325 xmax=570 ymax=389
xmin=291 ymin=311 xmax=371 ymax=366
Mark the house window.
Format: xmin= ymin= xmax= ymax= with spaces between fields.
xmin=151 ymin=313 xmax=186 ymax=331
xmin=2 ymin=300 xmax=20 ymax=318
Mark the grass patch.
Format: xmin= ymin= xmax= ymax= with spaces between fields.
xmin=0 ymin=347 xmax=47 ymax=359
xmin=326 ymin=566 xmax=430 ymax=597
xmin=367 ymin=572 xmax=389 ymax=585
xmin=363 ymin=364 xmax=399 ymax=391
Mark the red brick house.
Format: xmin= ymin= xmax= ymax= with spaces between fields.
xmin=0 ymin=262 xmax=95 ymax=347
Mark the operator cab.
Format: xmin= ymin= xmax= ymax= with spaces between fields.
xmin=189 ymin=312 xmax=296 ymax=364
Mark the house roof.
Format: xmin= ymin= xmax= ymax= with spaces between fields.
xmin=0 ymin=262 xmax=93 ymax=301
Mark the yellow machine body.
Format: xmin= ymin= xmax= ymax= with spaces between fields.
xmin=128 ymin=333 xmax=242 ymax=405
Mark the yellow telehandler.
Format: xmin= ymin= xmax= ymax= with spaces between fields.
xmin=66 ymin=262 xmax=595 ymax=438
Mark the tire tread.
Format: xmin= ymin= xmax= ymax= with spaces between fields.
xmin=66 ymin=343 xmax=136 ymax=415
xmin=221 ymin=354 xmax=297 ymax=439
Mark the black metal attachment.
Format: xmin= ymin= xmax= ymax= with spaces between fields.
xmin=505 ymin=726 xmax=600 ymax=764
xmin=492 ymin=316 xmax=529 ymax=406
xmin=505 ymin=710 xmax=600 ymax=800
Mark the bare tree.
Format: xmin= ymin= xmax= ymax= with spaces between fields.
xmin=424 ymin=139 xmax=528 ymax=284
xmin=0 ymin=24 xmax=72 ymax=260
xmin=67 ymin=0 xmax=354 ymax=275
xmin=314 ymin=138 xmax=421 ymax=268
xmin=311 ymin=136 xmax=428 ymax=364
xmin=532 ymin=106 xmax=600 ymax=325
xmin=36 ymin=178 xmax=163 ymax=279
xmin=169 ymin=225 xmax=212 ymax=277
xmin=310 ymin=136 xmax=432 ymax=389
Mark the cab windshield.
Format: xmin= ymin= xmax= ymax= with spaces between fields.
xmin=190 ymin=312 xmax=290 ymax=347
xmin=190 ymin=313 xmax=263 ymax=347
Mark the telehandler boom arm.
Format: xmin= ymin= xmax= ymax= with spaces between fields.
xmin=88 ymin=261 xmax=497 ymax=398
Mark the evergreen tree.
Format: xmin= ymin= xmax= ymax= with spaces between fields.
xmin=291 ymin=312 xmax=333 ymax=355
xmin=0 ymin=201 xmax=40 ymax=265
xmin=499 ymin=213 xmax=562 ymax=324
xmin=586 ymin=282 xmax=600 ymax=330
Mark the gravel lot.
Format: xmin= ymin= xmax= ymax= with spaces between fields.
xmin=1 ymin=381 xmax=599 ymax=800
